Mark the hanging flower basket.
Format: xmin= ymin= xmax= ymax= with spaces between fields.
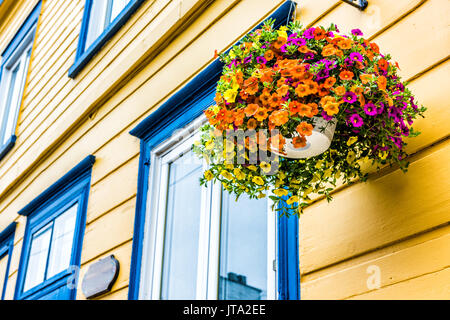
xmin=193 ymin=20 xmax=426 ymax=215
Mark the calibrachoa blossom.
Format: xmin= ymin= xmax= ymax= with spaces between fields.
xmin=193 ymin=20 xmax=426 ymax=215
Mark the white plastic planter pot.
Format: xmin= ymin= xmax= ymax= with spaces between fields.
xmin=271 ymin=117 xmax=337 ymax=159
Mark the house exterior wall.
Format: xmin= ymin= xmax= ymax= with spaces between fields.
xmin=0 ymin=0 xmax=448 ymax=300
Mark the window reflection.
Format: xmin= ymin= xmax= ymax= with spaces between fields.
xmin=219 ymin=192 xmax=268 ymax=300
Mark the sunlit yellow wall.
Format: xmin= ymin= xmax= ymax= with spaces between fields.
xmin=0 ymin=0 xmax=448 ymax=300
xmin=298 ymin=0 xmax=450 ymax=299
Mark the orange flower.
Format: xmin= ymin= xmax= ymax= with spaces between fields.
xmin=277 ymin=85 xmax=290 ymax=97
xmin=277 ymin=77 xmax=287 ymax=87
xmin=296 ymin=122 xmax=314 ymax=136
xmin=359 ymin=74 xmax=373 ymax=84
xmin=377 ymin=75 xmax=387 ymax=91
xmin=269 ymin=110 xmax=289 ymax=126
xmin=254 ymin=107 xmax=268 ymax=122
xmin=235 ymin=70 xmax=244 ymax=85
xmin=293 ymin=136 xmax=307 ymax=149
xmin=323 ymin=76 xmax=336 ymax=89
xmin=320 ymin=95 xmax=337 ymax=107
xmin=289 ymin=101 xmax=301 ymax=114
xmin=322 ymin=44 xmax=336 ymax=57
xmin=333 ymin=86 xmax=346 ymax=96
xmin=337 ymin=38 xmax=352 ymax=50
xmin=214 ymin=92 xmax=223 ymax=104
xmin=280 ymin=68 xmax=292 ymax=78
xmin=264 ymin=50 xmax=275 ymax=61
xmin=234 ymin=110 xmax=245 ymax=126
xmin=244 ymin=104 xmax=259 ymax=117
xmin=290 ymin=64 xmax=306 ymax=78
xmin=378 ymin=59 xmax=388 ymax=71
xmin=298 ymin=45 xmax=310 ymax=53
xmin=309 ymin=103 xmax=319 ymax=116
xmin=260 ymin=70 xmax=274 ymax=84
xmin=297 ymin=103 xmax=313 ymax=118
xmin=273 ymin=36 xmax=287 ymax=50
xmin=259 ymin=89 xmax=271 ymax=106
xmin=323 ymin=102 xmax=340 ymax=116
xmin=295 ymin=84 xmax=310 ymax=97
xmin=243 ymin=77 xmax=259 ymax=95
xmin=314 ymin=27 xmax=327 ymax=40
xmin=304 ymin=80 xmax=319 ymax=95
xmin=278 ymin=59 xmax=297 ymax=69
xmin=224 ymin=110 xmax=235 ymax=123
xmin=269 ymin=94 xmax=283 ymax=109
xmin=351 ymin=86 xmax=364 ymax=96
xmin=370 ymin=42 xmax=380 ymax=54
xmin=247 ymin=118 xmax=258 ymax=130
xmin=339 ymin=70 xmax=354 ymax=81
xmin=318 ymin=84 xmax=329 ymax=97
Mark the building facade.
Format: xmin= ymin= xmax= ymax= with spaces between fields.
xmin=0 ymin=0 xmax=448 ymax=300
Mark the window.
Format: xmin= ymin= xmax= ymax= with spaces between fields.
xmin=0 ymin=1 xmax=40 ymax=161
xmin=15 ymin=156 xmax=95 ymax=300
xmin=69 ymin=0 xmax=145 ymax=78
xmin=139 ymin=124 xmax=277 ymax=300
xmin=0 ymin=223 xmax=16 ymax=300
xmin=128 ymin=0 xmax=300 ymax=300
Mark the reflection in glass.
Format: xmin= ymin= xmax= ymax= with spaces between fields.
xmin=24 ymin=225 xmax=52 ymax=291
xmin=47 ymin=204 xmax=78 ymax=278
xmin=219 ymin=192 xmax=268 ymax=300
xmin=161 ymin=151 xmax=203 ymax=299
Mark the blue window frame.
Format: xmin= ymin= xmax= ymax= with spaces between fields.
xmin=68 ymin=0 xmax=145 ymax=78
xmin=0 ymin=1 xmax=41 ymax=162
xmin=128 ymin=1 xmax=300 ymax=300
xmin=0 ymin=222 xmax=16 ymax=300
xmin=14 ymin=156 xmax=95 ymax=300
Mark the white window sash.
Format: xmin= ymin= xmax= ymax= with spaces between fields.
xmin=140 ymin=117 xmax=278 ymax=300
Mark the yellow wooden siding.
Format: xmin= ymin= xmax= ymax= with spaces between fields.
xmin=298 ymin=0 xmax=450 ymax=299
xmin=0 ymin=0 xmax=448 ymax=300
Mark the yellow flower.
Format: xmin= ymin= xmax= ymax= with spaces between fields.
xmin=252 ymin=69 xmax=262 ymax=78
xmin=346 ymin=151 xmax=356 ymax=164
xmin=247 ymin=165 xmax=258 ymax=172
xmin=315 ymin=160 xmax=323 ymax=169
xmin=273 ymin=189 xmax=289 ymax=197
xmin=205 ymin=140 xmax=214 ymax=150
xmin=212 ymin=105 xmax=220 ymax=114
xmin=278 ymin=171 xmax=286 ymax=180
xmin=224 ymin=89 xmax=238 ymax=103
xmin=277 ymin=30 xmax=288 ymax=40
xmin=233 ymin=168 xmax=246 ymax=180
xmin=204 ymin=170 xmax=214 ymax=181
xmin=220 ymin=170 xmax=234 ymax=180
xmin=260 ymin=161 xmax=272 ymax=174
xmin=257 ymin=193 xmax=266 ymax=199
xmin=323 ymin=168 xmax=333 ymax=179
xmin=379 ymin=151 xmax=388 ymax=160
xmin=347 ymin=136 xmax=358 ymax=146
xmin=286 ymin=195 xmax=299 ymax=205
xmin=252 ymin=176 xmax=265 ymax=186
xmin=225 ymin=164 xmax=234 ymax=170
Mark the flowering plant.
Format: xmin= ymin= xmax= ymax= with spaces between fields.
xmin=193 ymin=20 xmax=426 ymax=215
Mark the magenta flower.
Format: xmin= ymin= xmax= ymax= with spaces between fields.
xmin=351 ymin=29 xmax=363 ymax=36
xmin=349 ymin=114 xmax=364 ymax=127
xmin=349 ymin=52 xmax=363 ymax=62
xmin=303 ymin=28 xmax=315 ymax=39
xmin=343 ymin=92 xmax=357 ymax=104
xmin=256 ymin=56 xmax=267 ymax=64
xmin=364 ymin=103 xmax=377 ymax=116
xmin=321 ymin=111 xmax=333 ymax=121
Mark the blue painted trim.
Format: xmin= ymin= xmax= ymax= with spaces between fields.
xmin=0 ymin=1 xmax=41 ymax=162
xmin=277 ymin=200 xmax=300 ymax=300
xmin=18 ymin=155 xmax=95 ymax=216
xmin=128 ymin=0 xmax=298 ymax=300
xmin=68 ymin=0 xmax=145 ymax=78
xmin=0 ymin=222 xmax=16 ymax=300
xmin=0 ymin=135 xmax=16 ymax=162
xmin=14 ymin=156 xmax=95 ymax=300
xmin=1 ymin=1 xmax=41 ymax=62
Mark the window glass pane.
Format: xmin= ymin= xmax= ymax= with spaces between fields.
xmin=85 ymin=0 xmax=109 ymax=49
xmin=47 ymin=204 xmax=78 ymax=278
xmin=2 ymin=49 xmax=31 ymax=145
xmin=24 ymin=225 xmax=52 ymax=291
xmin=0 ymin=64 xmax=20 ymax=142
xmin=0 ymin=254 xmax=9 ymax=298
xmin=219 ymin=192 xmax=268 ymax=300
xmin=110 ymin=0 xmax=130 ymax=22
xmin=161 ymin=150 xmax=203 ymax=299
